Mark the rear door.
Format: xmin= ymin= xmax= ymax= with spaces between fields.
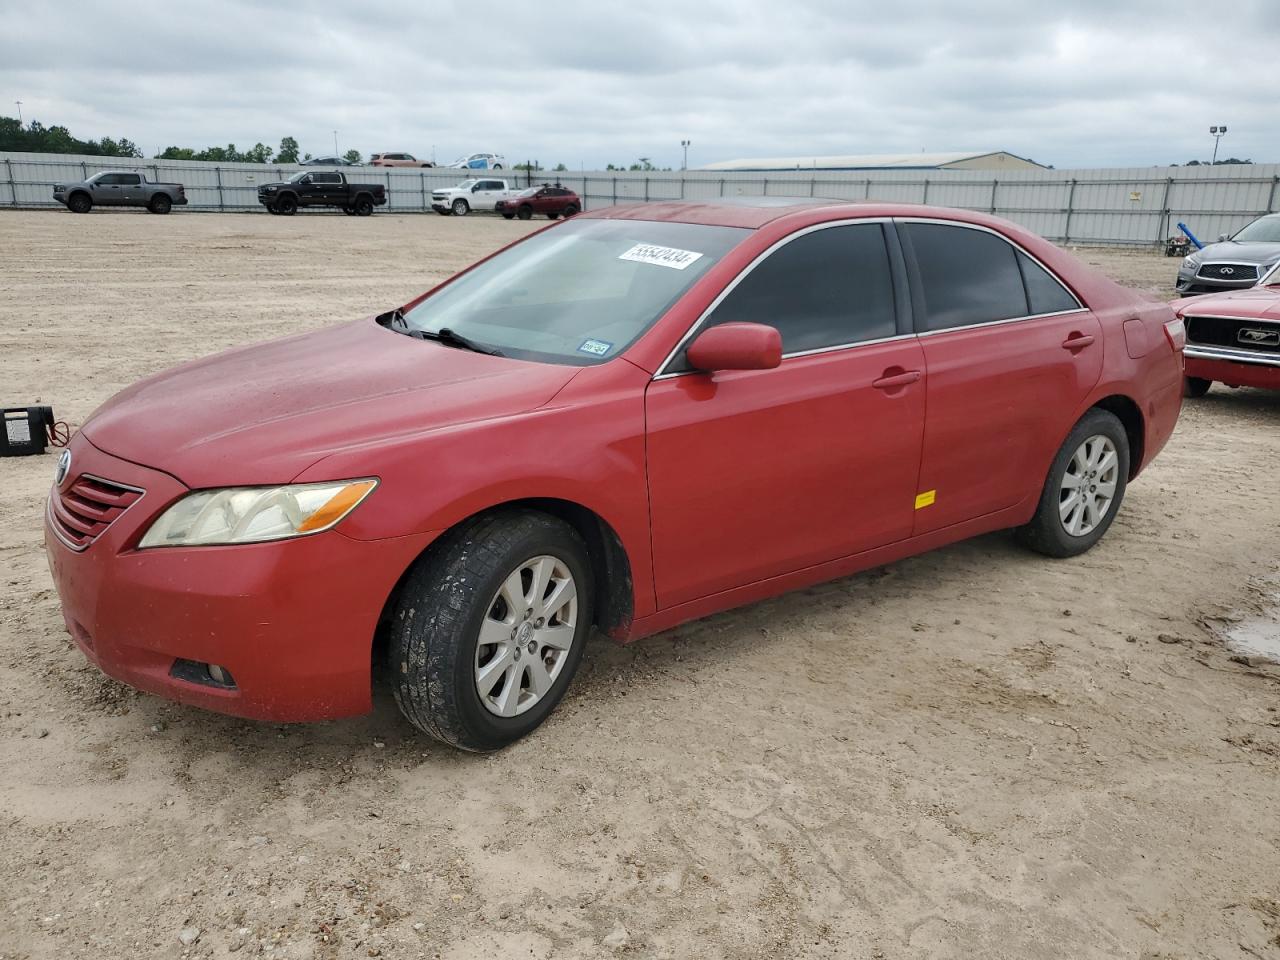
xmin=118 ymin=173 xmax=144 ymax=204
xmin=898 ymin=220 xmax=1103 ymax=534
xmin=645 ymin=221 xmax=927 ymax=608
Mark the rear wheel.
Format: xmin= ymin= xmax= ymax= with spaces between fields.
xmin=517 ymin=204 xmax=533 ymax=221
xmin=562 ymin=203 xmax=579 ymax=217
xmin=276 ymin=194 xmax=297 ymax=216
xmin=452 ymin=198 xmax=469 ymax=216
xmin=68 ymin=193 xmax=92 ymax=214
xmin=1016 ymin=409 xmax=1129 ymax=558
xmin=1183 ymin=376 xmax=1212 ymax=398
xmin=492 ymin=164 xmax=502 ymax=170
xmin=389 ymin=510 xmax=593 ymax=751
xmin=354 ymin=196 xmax=374 ymax=216
xmin=342 ymin=205 xmax=356 ymax=215
xmin=148 ymin=194 xmax=172 ymax=215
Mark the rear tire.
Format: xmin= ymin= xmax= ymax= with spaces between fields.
xmin=276 ymin=194 xmax=298 ymax=216
xmin=517 ymin=205 xmax=533 ymax=221
xmin=68 ymin=193 xmax=92 ymax=214
xmin=1016 ymin=409 xmax=1129 ymax=558
xmin=148 ymin=194 xmax=172 ymax=215
xmin=492 ymin=164 xmax=502 ymax=170
xmin=562 ymin=203 xmax=579 ymax=217
xmin=354 ymin=196 xmax=374 ymax=216
xmin=452 ymin=199 xmax=469 ymax=216
xmin=389 ymin=510 xmax=593 ymax=751
xmin=1183 ymin=376 xmax=1212 ymax=398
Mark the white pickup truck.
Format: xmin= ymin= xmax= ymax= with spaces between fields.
xmin=431 ymin=178 xmax=521 ymax=216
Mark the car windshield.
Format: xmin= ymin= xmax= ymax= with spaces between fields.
xmin=399 ymin=218 xmax=749 ymax=365
xmin=1231 ymin=217 xmax=1280 ymax=243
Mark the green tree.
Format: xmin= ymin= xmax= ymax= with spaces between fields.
xmin=277 ymin=136 xmax=300 ymax=163
xmin=342 ymin=149 xmax=362 ymax=165
xmin=553 ymin=163 xmax=568 ymax=171
xmin=244 ymin=142 xmax=273 ymax=163
xmin=0 ymin=116 xmax=141 ymax=156
xmin=156 ymin=146 xmax=196 ymax=160
xmin=628 ymin=157 xmax=656 ymax=171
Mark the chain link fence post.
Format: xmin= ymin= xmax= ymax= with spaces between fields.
xmin=215 ymin=167 xmax=224 ymax=211
xmin=5 ymin=158 xmax=15 ymax=206
xmin=1063 ymin=178 xmax=1077 ymax=244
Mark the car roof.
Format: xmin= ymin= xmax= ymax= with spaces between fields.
xmin=581 ymin=196 xmax=871 ymax=229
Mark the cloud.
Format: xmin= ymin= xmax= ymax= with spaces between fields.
xmin=1 ymin=0 xmax=1275 ymax=168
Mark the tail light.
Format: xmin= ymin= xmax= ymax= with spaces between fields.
xmin=1163 ymin=317 xmax=1186 ymax=351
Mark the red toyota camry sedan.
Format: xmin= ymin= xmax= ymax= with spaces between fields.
xmin=45 ymin=198 xmax=1185 ymax=750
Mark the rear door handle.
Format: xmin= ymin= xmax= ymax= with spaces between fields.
xmin=872 ymin=370 xmax=921 ymax=390
xmin=1062 ymin=334 xmax=1095 ymax=351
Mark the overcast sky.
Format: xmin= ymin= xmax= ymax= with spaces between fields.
xmin=1 ymin=0 xmax=1275 ymax=170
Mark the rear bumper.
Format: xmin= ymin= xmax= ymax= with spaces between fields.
xmin=44 ymin=434 xmax=435 ymax=722
xmin=1185 ymin=350 xmax=1280 ymax=391
xmin=173 ymin=196 xmax=189 ymax=206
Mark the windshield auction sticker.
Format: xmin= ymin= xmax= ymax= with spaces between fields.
xmin=618 ymin=244 xmax=704 ymax=270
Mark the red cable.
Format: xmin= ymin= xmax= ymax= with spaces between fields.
xmin=47 ymin=421 xmax=71 ymax=448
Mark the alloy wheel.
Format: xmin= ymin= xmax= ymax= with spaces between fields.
xmin=1059 ymin=434 xmax=1119 ymax=537
xmin=474 ymin=555 xmax=578 ymax=717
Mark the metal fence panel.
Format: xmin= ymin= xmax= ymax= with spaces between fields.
xmin=3 ymin=151 xmax=1277 ymax=246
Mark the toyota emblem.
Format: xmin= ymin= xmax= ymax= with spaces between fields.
xmin=54 ymin=449 xmax=72 ymax=487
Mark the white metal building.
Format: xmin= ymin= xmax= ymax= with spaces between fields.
xmin=699 ymin=151 xmax=1045 ymax=172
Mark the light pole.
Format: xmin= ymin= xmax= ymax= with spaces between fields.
xmin=14 ymin=100 xmax=22 ymax=124
xmin=680 ymin=139 xmax=691 ymax=171
xmin=1209 ymin=125 xmax=1227 ymax=164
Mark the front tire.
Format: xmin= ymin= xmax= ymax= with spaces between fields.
xmin=68 ymin=193 xmax=92 ymax=214
xmin=452 ymin=198 xmax=469 ymax=216
xmin=1016 ymin=409 xmax=1129 ymax=558
xmin=1183 ymin=376 xmax=1212 ymax=398
xmin=389 ymin=510 xmax=593 ymax=751
xmin=517 ymin=204 xmax=533 ymax=221
xmin=276 ymin=194 xmax=298 ymax=216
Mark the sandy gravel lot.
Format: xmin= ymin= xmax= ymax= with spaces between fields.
xmin=2 ymin=210 xmax=1278 ymax=960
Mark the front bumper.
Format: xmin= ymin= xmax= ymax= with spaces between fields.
xmin=44 ymin=434 xmax=435 ymax=722
xmin=1185 ymin=346 xmax=1280 ymax=391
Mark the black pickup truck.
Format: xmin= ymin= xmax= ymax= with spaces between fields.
xmin=257 ymin=171 xmax=388 ymax=216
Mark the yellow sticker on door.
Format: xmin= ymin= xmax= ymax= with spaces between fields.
xmin=914 ymin=490 xmax=936 ymax=510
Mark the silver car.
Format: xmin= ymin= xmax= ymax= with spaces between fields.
xmin=1176 ymin=213 xmax=1280 ymax=296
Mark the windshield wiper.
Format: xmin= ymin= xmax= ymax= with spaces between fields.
xmin=380 ymin=309 xmax=504 ymax=356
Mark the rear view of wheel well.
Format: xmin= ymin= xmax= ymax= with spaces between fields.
xmin=1092 ymin=395 xmax=1144 ymax=478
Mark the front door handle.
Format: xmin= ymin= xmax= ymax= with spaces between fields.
xmin=872 ymin=369 xmax=922 ymax=390
xmin=1062 ymin=334 xmax=1095 ymax=351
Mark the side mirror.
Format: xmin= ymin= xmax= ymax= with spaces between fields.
xmin=1218 ymin=233 xmax=1231 ymax=242
xmin=686 ymin=322 xmax=782 ymax=373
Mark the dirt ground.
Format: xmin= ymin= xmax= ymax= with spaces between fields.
xmin=1 ymin=210 xmax=1278 ymax=960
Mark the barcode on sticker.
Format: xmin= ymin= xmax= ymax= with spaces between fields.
xmin=5 ymin=416 xmax=31 ymax=444
xmin=619 ymin=243 xmax=704 ymax=270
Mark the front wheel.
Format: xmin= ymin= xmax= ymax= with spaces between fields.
xmin=1016 ymin=409 xmax=1129 ymax=558
xmin=68 ymin=194 xmax=92 ymax=214
xmin=517 ymin=204 xmax=533 ymax=221
xmin=452 ymin=198 xmax=469 ymax=216
xmin=1183 ymin=376 xmax=1212 ymax=398
xmin=276 ymin=194 xmax=298 ymax=216
xmin=389 ymin=510 xmax=593 ymax=751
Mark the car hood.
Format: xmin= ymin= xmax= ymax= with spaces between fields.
xmin=1176 ymin=287 xmax=1280 ymax=319
xmin=81 ymin=319 xmax=579 ymax=488
xmin=1189 ymin=240 xmax=1280 ymax=266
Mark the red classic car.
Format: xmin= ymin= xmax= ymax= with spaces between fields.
xmin=496 ymin=184 xmax=581 ymax=220
xmin=1176 ymin=261 xmax=1280 ymax=396
xmin=45 ymin=198 xmax=1185 ymax=750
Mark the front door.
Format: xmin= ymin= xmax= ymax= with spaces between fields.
xmin=645 ymin=222 xmax=927 ymax=609
xmin=898 ymin=221 xmax=1104 ymax=534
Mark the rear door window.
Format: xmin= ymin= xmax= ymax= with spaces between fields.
xmin=904 ymin=222 xmax=1029 ymax=331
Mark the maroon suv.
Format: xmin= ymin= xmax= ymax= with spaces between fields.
xmin=497 ymin=185 xmax=580 ymax=220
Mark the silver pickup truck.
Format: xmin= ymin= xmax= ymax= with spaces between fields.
xmin=53 ymin=171 xmax=188 ymax=214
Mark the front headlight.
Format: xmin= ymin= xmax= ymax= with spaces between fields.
xmin=138 ymin=479 xmax=377 ymax=548
xmin=1182 ymin=254 xmax=1197 ymax=268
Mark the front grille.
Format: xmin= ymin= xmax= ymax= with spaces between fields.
xmin=1196 ymin=263 xmax=1258 ymax=282
xmin=1185 ymin=315 xmax=1280 ymax=354
xmin=49 ymin=474 xmax=144 ymax=550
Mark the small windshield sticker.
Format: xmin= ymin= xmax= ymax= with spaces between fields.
xmin=578 ymin=338 xmax=613 ymax=357
xmin=619 ymin=243 xmax=704 ymax=270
